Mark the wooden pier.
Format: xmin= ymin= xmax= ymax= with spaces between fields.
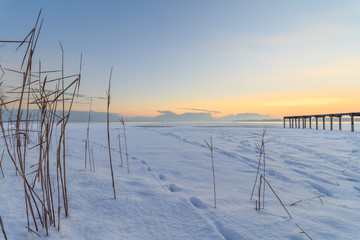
xmin=283 ymin=112 xmax=360 ymax=132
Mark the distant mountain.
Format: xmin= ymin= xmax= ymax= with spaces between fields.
xmin=1 ymin=109 xmax=278 ymax=123
xmin=67 ymin=111 xmax=120 ymax=122
xmin=219 ymin=113 xmax=275 ymax=122
xmin=124 ymin=111 xmax=277 ymax=122
xmin=124 ymin=111 xmax=214 ymax=122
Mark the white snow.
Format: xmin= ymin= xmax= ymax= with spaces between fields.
xmin=1 ymin=122 xmax=360 ymax=239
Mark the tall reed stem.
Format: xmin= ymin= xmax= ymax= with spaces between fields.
xmin=204 ymin=136 xmax=216 ymax=208
xmin=107 ymin=67 xmax=116 ymax=199
xmin=120 ymin=116 xmax=129 ymax=174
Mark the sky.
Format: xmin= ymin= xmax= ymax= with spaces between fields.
xmin=1 ymin=0 xmax=360 ymax=119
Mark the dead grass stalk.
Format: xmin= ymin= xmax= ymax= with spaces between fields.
xmin=204 ymin=136 xmax=216 ymax=208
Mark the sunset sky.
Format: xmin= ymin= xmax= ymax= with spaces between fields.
xmin=1 ymin=0 xmax=360 ymax=119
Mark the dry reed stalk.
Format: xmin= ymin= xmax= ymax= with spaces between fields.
xmin=0 ymin=150 xmax=5 ymax=178
xmin=257 ymin=176 xmax=262 ymax=211
xmin=84 ymin=98 xmax=92 ymax=170
xmin=26 ymin=226 xmax=41 ymax=237
xmin=56 ymin=124 xmax=63 ymax=232
xmin=0 ymin=216 xmax=8 ymax=240
xmin=60 ymin=42 xmax=68 ymax=218
xmin=91 ymin=146 xmax=95 ymax=172
xmin=120 ymin=116 xmax=129 ymax=173
xmin=117 ymin=129 xmax=123 ymax=167
xmin=204 ymin=136 xmax=216 ymax=208
xmin=262 ymin=129 xmax=266 ymax=208
xmin=57 ymin=44 xmax=80 ymax=222
xmin=295 ymin=223 xmax=313 ymax=240
xmin=290 ymin=196 xmax=323 ymax=206
xmin=84 ymin=138 xmax=88 ymax=170
xmin=107 ymin=67 xmax=116 ymax=199
xmin=259 ymin=175 xmax=292 ymax=219
xmin=0 ymin=65 xmax=5 ymax=81
xmin=250 ymin=147 xmax=262 ymax=200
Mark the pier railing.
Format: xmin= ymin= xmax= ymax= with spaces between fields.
xmin=283 ymin=112 xmax=360 ymax=132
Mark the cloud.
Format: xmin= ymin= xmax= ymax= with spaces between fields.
xmin=157 ymin=110 xmax=175 ymax=114
xmin=176 ymin=107 xmax=222 ymax=114
xmin=64 ymin=92 xmax=87 ymax=98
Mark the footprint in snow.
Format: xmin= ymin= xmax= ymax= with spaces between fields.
xmin=190 ymin=197 xmax=206 ymax=209
xmin=215 ymin=221 xmax=246 ymax=240
xmin=141 ymin=160 xmax=147 ymax=165
xmin=167 ymin=184 xmax=181 ymax=192
xmin=159 ymin=173 xmax=166 ymax=181
xmin=147 ymin=167 xmax=152 ymax=172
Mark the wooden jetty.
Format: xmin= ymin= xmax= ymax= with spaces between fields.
xmin=283 ymin=112 xmax=360 ymax=132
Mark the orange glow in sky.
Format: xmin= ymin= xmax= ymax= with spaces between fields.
xmin=2 ymin=1 xmax=360 ymax=120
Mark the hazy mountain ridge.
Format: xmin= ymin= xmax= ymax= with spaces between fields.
xmin=1 ymin=109 xmax=278 ymax=122
xmin=124 ymin=111 xmax=277 ymax=122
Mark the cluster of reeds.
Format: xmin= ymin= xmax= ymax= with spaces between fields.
xmin=204 ymin=136 xmax=216 ymax=208
xmin=0 ymin=10 xmax=81 ymax=235
xmin=250 ymin=128 xmax=291 ymax=216
xmin=250 ymin=128 xmax=267 ymax=205
xmin=249 ymin=128 xmax=314 ymax=239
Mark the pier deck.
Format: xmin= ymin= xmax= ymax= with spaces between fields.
xmin=283 ymin=112 xmax=360 ymax=132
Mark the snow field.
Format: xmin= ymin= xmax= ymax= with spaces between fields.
xmin=1 ymin=122 xmax=360 ymax=239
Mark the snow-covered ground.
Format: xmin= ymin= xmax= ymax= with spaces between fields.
xmin=1 ymin=122 xmax=360 ymax=239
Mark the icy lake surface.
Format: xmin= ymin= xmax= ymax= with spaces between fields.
xmin=1 ymin=122 xmax=360 ymax=239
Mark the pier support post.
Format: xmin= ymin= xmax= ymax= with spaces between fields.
xmin=339 ymin=116 xmax=342 ymax=131
xmin=330 ymin=116 xmax=333 ymax=131
xmin=323 ymin=117 xmax=325 ymax=130
xmin=309 ymin=117 xmax=312 ymax=129
xmin=351 ymin=115 xmax=354 ymax=132
xmin=316 ymin=117 xmax=318 ymax=130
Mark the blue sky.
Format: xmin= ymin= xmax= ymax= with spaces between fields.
xmin=1 ymin=0 xmax=360 ymax=118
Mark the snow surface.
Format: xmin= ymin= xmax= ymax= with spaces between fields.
xmin=1 ymin=122 xmax=360 ymax=239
